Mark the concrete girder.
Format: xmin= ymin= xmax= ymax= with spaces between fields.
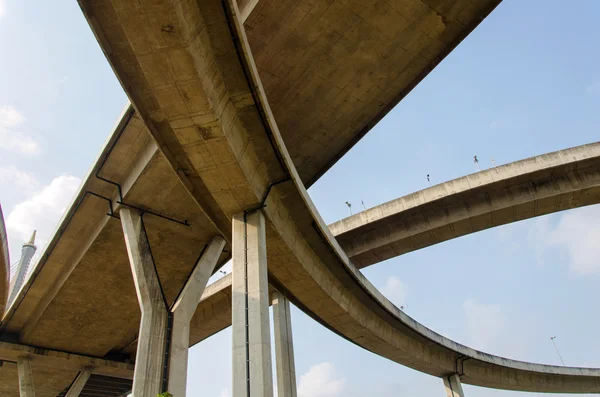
xmin=237 ymin=0 xmax=260 ymax=22
xmin=232 ymin=211 xmax=273 ymax=397
xmin=120 ymin=208 xmax=168 ymax=397
xmin=1 ymin=108 xmax=158 ymax=340
xmin=17 ymin=356 xmax=35 ymax=397
xmin=17 ymin=135 xmax=158 ymax=342
xmin=0 ymin=341 xmax=134 ymax=379
xmin=331 ymin=142 xmax=600 ymax=268
xmin=76 ymin=0 xmax=600 ymax=393
xmin=444 ymin=374 xmax=465 ymax=397
xmin=168 ymin=236 xmax=226 ymax=397
xmin=272 ymin=291 xmax=297 ymax=397
xmin=64 ymin=368 xmax=92 ymax=397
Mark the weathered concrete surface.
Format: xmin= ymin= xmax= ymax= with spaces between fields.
xmin=2 ymin=0 xmax=598 ymax=394
xmin=121 ymin=208 xmax=168 ymax=397
xmin=64 ymin=368 xmax=92 ymax=397
xmin=444 ymin=374 xmax=465 ymax=397
xmin=0 ymin=205 xmax=9 ymax=318
xmin=168 ymin=236 xmax=225 ymax=397
xmin=243 ymin=0 xmax=501 ymax=185
xmin=331 ymin=142 xmax=600 ymax=267
xmin=189 ymin=142 xmax=600 ymax=348
xmin=17 ymin=356 xmax=35 ymax=397
xmin=272 ymin=291 xmax=297 ymax=397
xmin=74 ymin=0 xmax=600 ymax=393
xmin=0 ymin=342 xmax=134 ymax=379
xmin=232 ymin=212 xmax=273 ymax=397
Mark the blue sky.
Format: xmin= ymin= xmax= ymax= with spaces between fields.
xmin=1 ymin=1 xmax=599 ymax=396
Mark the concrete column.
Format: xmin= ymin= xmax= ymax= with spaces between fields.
xmin=65 ymin=368 xmax=92 ymax=397
xmin=232 ymin=211 xmax=273 ymax=397
xmin=443 ymin=374 xmax=465 ymax=397
xmin=167 ymin=236 xmax=226 ymax=397
xmin=120 ymin=208 xmax=168 ymax=397
xmin=272 ymin=291 xmax=297 ymax=397
xmin=17 ymin=356 xmax=35 ymax=397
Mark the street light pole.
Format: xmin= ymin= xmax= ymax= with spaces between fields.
xmin=550 ymin=336 xmax=565 ymax=365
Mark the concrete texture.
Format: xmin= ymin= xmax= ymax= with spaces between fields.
xmin=120 ymin=208 xmax=168 ymax=397
xmin=232 ymin=212 xmax=273 ymax=397
xmin=0 ymin=205 xmax=9 ymax=318
xmin=17 ymin=356 xmax=35 ymax=397
xmin=272 ymin=291 xmax=297 ymax=397
xmin=168 ymin=236 xmax=225 ymax=397
xmin=330 ymin=142 xmax=600 ymax=267
xmin=444 ymin=374 xmax=465 ymax=397
xmin=0 ymin=342 xmax=134 ymax=379
xmin=2 ymin=0 xmax=599 ymax=394
xmin=64 ymin=368 xmax=92 ymax=397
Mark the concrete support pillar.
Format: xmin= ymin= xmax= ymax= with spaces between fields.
xmin=65 ymin=368 xmax=92 ymax=397
xmin=232 ymin=211 xmax=273 ymax=397
xmin=443 ymin=374 xmax=465 ymax=397
xmin=272 ymin=291 xmax=297 ymax=397
xmin=167 ymin=236 xmax=226 ymax=397
xmin=120 ymin=209 xmax=168 ymax=397
xmin=17 ymin=356 xmax=35 ymax=397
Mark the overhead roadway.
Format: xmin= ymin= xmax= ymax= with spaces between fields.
xmin=3 ymin=0 xmax=600 ymax=395
xmin=192 ymin=141 xmax=600 ymax=344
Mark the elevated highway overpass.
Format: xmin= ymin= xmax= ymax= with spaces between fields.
xmin=193 ymin=141 xmax=600 ymax=342
xmin=3 ymin=0 xmax=600 ymax=396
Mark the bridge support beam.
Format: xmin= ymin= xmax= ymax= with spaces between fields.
xmin=272 ymin=291 xmax=297 ymax=397
xmin=167 ymin=236 xmax=226 ymax=397
xmin=232 ymin=211 xmax=274 ymax=397
xmin=121 ymin=209 xmax=168 ymax=397
xmin=65 ymin=368 xmax=92 ymax=397
xmin=443 ymin=374 xmax=465 ymax=397
xmin=17 ymin=356 xmax=35 ymax=397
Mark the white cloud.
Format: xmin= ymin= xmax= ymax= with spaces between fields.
xmin=0 ymin=166 xmax=39 ymax=193
xmin=298 ymin=362 xmax=344 ymax=397
xmin=0 ymin=0 xmax=5 ymax=18
xmin=529 ymin=206 xmax=600 ymax=274
xmin=381 ymin=276 xmax=407 ymax=307
xmin=545 ymin=206 xmax=600 ymax=274
xmin=0 ymin=106 xmax=41 ymax=155
xmin=6 ymin=174 xmax=81 ymax=268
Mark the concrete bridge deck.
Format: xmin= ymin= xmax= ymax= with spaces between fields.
xmin=192 ymin=141 xmax=600 ymax=345
xmin=4 ymin=0 xmax=600 ymax=395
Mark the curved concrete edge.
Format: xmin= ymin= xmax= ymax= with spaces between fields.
xmin=0 ymin=205 xmax=10 ymax=318
xmin=330 ymin=142 xmax=600 ymax=236
xmin=226 ymin=4 xmax=600 ymax=391
xmin=0 ymin=104 xmax=133 ymax=327
xmin=330 ymin=142 xmax=600 ymax=267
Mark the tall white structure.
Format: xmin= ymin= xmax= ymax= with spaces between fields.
xmin=8 ymin=231 xmax=37 ymax=306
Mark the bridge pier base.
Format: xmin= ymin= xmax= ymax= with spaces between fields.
xmin=64 ymin=368 xmax=92 ymax=397
xmin=444 ymin=374 xmax=465 ymax=397
xmin=232 ymin=211 xmax=274 ymax=397
xmin=121 ymin=209 xmax=168 ymax=397
xmin=273 ymin=291 xmax=297 ymax=397
xmin=167 ymin=236 xmax=225 ymax=397
xmin=17 ymin=356 xmax=35 ymax=397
